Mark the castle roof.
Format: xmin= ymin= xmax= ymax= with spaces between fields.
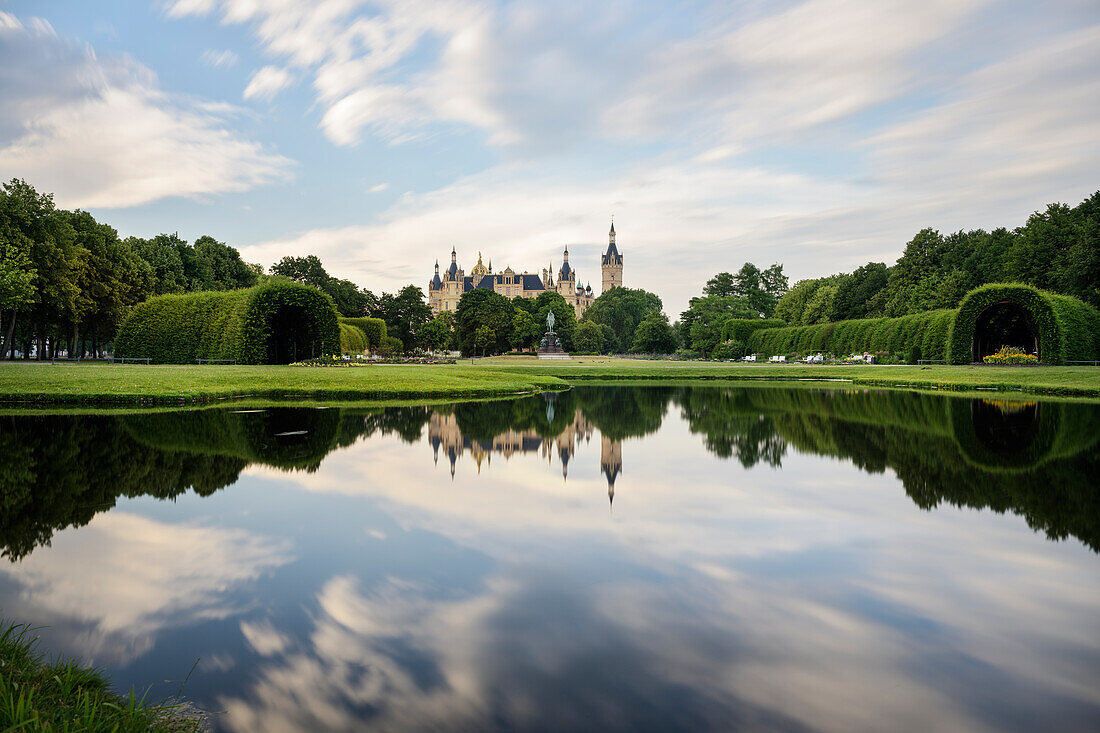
xmin=431 ymin=272 xmax=442 ymax=289
xmin=602 ymin=241 xmax=622 ymax=265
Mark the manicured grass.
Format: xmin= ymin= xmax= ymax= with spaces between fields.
xmin=0 ymin=363 xmax=568 ymax=405
xmin=0 ymin=621 xmax=201 ymax=732
xmin=1 ymin=359 xmax=1098 ymax=405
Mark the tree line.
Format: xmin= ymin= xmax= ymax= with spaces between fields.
xmin=0 ymin=179 xmax=427 ymax=358
xmin=774 ymin=191 xmax=1100 ymax=326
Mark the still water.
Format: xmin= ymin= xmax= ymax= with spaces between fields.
xmin=0 ymin=385 xmax=1097 ymax=732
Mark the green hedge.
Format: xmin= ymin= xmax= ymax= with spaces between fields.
xmin=381 ymin=335 xmax=404 ymax=354
xmin=722 ymin=318 xmax=786 ymax=344
xmin=115 ymin=281 xmax=339 ymax=364
xmin=339 ymin=323 xmax=368 ymax=354
xmin=747 ymin=310 xmax=954 ymax=360
xmin=339 ymin=317 xmax=387 ymax=348
xmin=947 ymin=283 xmax=1100 ymax=364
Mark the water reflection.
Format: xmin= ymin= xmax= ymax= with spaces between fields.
xmin=0 ymin=386 xmax=1097 ymax=732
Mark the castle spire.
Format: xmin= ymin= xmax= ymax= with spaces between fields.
xmin=451 ymin=246 xmax=457 ymax=263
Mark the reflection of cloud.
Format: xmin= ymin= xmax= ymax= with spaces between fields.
xmin=1 ymin=512 xmax=292 ymax=664
xmin=217 ymin=540 xmax=1100 ymax=733
xmin=229 ymin=417 xmax=1100 ymax=731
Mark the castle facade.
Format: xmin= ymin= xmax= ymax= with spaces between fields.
xmin=428 ymin=222 xmax=624 ymax=318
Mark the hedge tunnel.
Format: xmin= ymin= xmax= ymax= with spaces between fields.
xmin=114 ymin=280 xmax=340 ymax=364
xmin=746 ymin=283 xmax=1100 ymax=365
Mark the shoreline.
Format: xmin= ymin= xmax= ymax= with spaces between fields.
xmin=1 ymin=361 xmax=1098 ymax=406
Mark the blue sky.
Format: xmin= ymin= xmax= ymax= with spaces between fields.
xmin=1 ymin=0 xmax=1097 ymax=313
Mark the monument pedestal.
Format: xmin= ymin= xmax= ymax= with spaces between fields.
xmin=537 ymin=330 xmax=571 ymax=360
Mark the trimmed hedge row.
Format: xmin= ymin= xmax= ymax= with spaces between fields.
xmin=747 ymin=283 xmax=1100 ymax=364
xmin=339 ymin=317 xmax=387 ymax=348
xmin=115 ymin=281 xmax=340 ymax=364
xmin=722 ymin=318 xmax=786 ymax=344
xmin=339 ymin=323 xmax=368 ymax=354
xmin=747 ymin=309 xmax=954 ymax=361
xmin=947 ymin=283 xmax=1100 ymax=364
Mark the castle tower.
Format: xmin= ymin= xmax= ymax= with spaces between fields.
xmin=557 ymin=246 xmax=576 ymax=297
xmin=601 ymin=434 xmax=622 ymax=507
xmin=601 ymin=219 xmax=623 ymax=292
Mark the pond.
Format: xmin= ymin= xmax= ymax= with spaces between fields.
xmin=1 ymin=385 xmax=1098 ymax=732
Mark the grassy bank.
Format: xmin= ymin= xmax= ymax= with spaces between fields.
xmin=1 ymin=360 xmax=1098 ymax=405
xmin=481 ymin=359 xmax=1100 ymax=397
xmin=0 ymin=363 xmax=567 ymax=405
xmin=0 ymin=621 xmax=201 ymax=732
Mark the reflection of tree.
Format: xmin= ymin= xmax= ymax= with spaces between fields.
xmin=573 ymin=386 xmax=673 ymax=440
xmin=0 ymin=415 xmax=246 ymax=561
xmin=675 ymin=388 xmax=786 ymax=467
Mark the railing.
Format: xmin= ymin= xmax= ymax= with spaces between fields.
xmin=1065 ymin=360 xmax=1100 ymax=366
xmin=917 ymin=360 xmax=946 ymax=365
xmin=109 ymin=356 xmax=151 ymax=364
xmin=196 ymin=359 xmax=238 ymax=365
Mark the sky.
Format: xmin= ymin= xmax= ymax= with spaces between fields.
xmin=1 ymin=0 xmax=1097 ymax=315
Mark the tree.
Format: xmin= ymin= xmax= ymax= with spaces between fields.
xmin=455 ymin=289 xmax=514 ymax=356
xmin=801 ymin=284 xmax=837 ymax=325
xmin=420 ymin=313 xmax=456 ymax=353
xmin=0 ymin=179 xmax=81 ymax=359
xmin=271 ymin=255 xmax=329 ymax=289
xmin=0 ymin=241 xmax=36 ymax=359
xmin=703 ymin=272 xmax=736 ymax=297
xmin=830 ymin=262 xmax=888 ymax=321
xmin=374 ymin=285 xmax=432 ymax=349
xmin=573 ymin=320 xmax=605 ymax=353
xmin=127 ymin=234 xmax=187 ymax=294
xmin=510 ymin=310 xmax=540 ymax=351
xmin=194 ymin=235 xmax=257 ymax=290
xmin=474 ymin=325 xmax=495 ymax=356
xmin=581 ymin=287 xmax=662 ymax=351
xmin=631 ymin=312 xmax=678 ymax=353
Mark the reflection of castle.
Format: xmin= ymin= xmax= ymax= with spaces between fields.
xmin=428 ymin=409 xmax=623 ymax=503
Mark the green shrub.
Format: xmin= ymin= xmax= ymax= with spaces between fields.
xmin=722 ymin=318 xmax=786 ymax=344
xmin=947 ymin=283 xmax=1100 ymax=364
xmin=711 ymin=340 xmax=747 ymax=361
xmin=115 ymin=281 xmax=339 ymax=364
xmin=380 ymin=335 xmax=404 ymax=355
xmin=339 ymin=323 xmax=368 ymax=354
xmin=339 ymin=317 xmax=387 ymax=348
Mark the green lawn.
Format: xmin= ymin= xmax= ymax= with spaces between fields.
xmin=0 ymin=363 xmax=567 ymax=405
xmin=1 ymin=359 xmax=1098 ymax=405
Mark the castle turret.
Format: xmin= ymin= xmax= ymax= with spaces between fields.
xmin=601 ymin=219 xmax=623 ymax=292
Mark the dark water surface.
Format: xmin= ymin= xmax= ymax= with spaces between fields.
xmin=1 ymin=385 xmax=1098 ymax=732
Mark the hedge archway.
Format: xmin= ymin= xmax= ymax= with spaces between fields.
xmin=115 ymin=280 xmax=340 ymax=364
xmin=946 ymin=283 xmax=1100 ymax=364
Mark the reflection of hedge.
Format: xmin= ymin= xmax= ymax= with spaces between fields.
xmin=946 ymin=283 xmax=1100 ymax=364
xmin=116 ymin=281 xmax=340 ymax=364
xmin=339 ymin=323 xmax=368 ymax=354
xmin=748 ymin=309 xmax=954 ymax=359
xmin=339 ymin=317 xmax=387 ymax=348
xmin=124 ymin=408 xmax=343 ymax=471
xmin=722 ymin=319 xmax=786 ymax=344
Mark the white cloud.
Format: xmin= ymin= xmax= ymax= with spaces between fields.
xmin=201 ymin=48 xmax=239 ymax=68
xmin=368 ymin=182 xmax=389 ymax=193
xmin=243 ymin=65 xmax=293 ymax=101
xmin=0 ymin=14 xmax=291 ymax=209
xmin=165 ymin=0 xmax=986 ymax=151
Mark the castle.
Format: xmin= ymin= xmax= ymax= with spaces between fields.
xmin=428 ymin=221 xmax=624 ymax=318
